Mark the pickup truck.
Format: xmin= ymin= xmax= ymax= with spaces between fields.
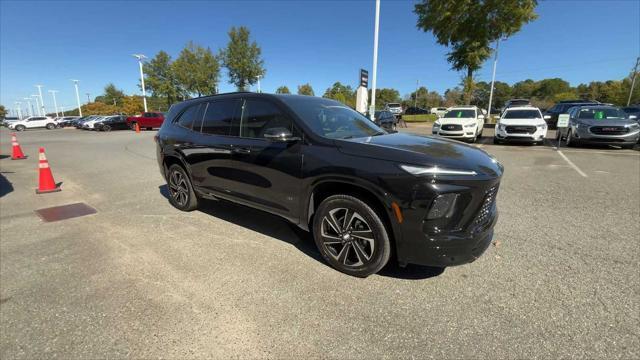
xmin=126 ymin=112 xmax=165 ymax=130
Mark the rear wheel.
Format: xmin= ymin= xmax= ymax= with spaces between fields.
xmin=146 ymin=127 xmax=152 ymax=131
xmin=130 ymin=122 xmax=137 ymax=130
xmin=493 ymin=137 xmax=501 ymax=145
xmin=313 ymin=195 xmax=391 ymax=277
xmin=102 ymin=125 xmax=111 ymax=132
xmin=15 ymin=125 xmax=25 ymax=131
xmin=166 ymin=164 xmax=198 ymax=211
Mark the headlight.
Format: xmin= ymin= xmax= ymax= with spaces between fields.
xmin=628 ymin=123 xmax=639 ymax=130
xmin=537 ymin=124 xmax=547 ymax=130
xmin=464 ymin=123 xmax=477 ymax=128
xmin=498 ymin=124 xmax=505 ymax=131
xmin=433 ymin=121 xmax=440 ymax=127
xmin=578 ymin=122 xmax=589 ymax=129
xmin=400 ymin=164 xmax=477 ymax=176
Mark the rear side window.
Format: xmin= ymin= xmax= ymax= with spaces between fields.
xmin=176 ymin=104 xmax=202 ymax=130
xmin=201 ymin=100 xmax=239 ymax=135
xmin=240 ymin=99 xmax=293 ymax=139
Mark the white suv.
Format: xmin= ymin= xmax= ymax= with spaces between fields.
xmin=494 ymin=106 xmax=547 ymax=145
xmin=385 ymin=103 xmax=403 ymax=117
xmin=8 ymin=116 xmax=57 ymax=131
xmin=432 ymin=106 xmax=485 ymax=143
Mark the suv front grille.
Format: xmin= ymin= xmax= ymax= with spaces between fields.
xmin=441 ymin=124 xmax=462 ymax=131
xmin=590 ymin=126 xmax=629 ymax=135
xmin=505 ymin=125 xmax=536 ymax=134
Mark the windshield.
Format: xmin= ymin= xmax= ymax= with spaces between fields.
xmin=387 ymin=103 xmax=401 ymax=108
xmin=577 ymin=107 xmax=627 ymax=120
xmin=503 ymin=110 xmax=541 ymax=119
xmin=444 ymin=109 xmax=475 ymax=118
xmin=281 ymin=96 xmax=384 ymax=139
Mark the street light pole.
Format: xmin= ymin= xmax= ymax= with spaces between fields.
xmin=414 ymin=80 xmax=419 ymax=108
xmin=48 ymin=90 xmax=59 ymax=117
xmin=370 ymin=0 xmax=380 ymax=121
xmin=15 ymin=102 xmax=22 ymax=119
xmin=487 ymin=39 xmax=501 ymax=120
xmin=71 ymin=80 xmax=83 ymax=117
xmin=23 ymin=98 xmax=33 ymax=117
xmin=133 ymin=54 xmax=148 ymax=112
xmin=32 ymin=95 xmax=41 ymax=116
xmin=86 ymin=93 xmax=91 ymax=103
xmin=36 ymin=84 xmax=45 ymax=116
xmin=60 ymin=106 xmax=65 ymax=116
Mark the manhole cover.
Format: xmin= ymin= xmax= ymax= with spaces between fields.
xmin=35 ymin=202 xmax=97 ymax=222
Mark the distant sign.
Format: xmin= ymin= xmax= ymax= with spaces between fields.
xmin=557 ymin=114 xmax=570 ymax=128
xmin=360 ymin=69 xmax=368 ymax=88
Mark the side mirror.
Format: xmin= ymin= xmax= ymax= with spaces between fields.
xmin=263 ymin=127 xmax=300 ymax=142
xmin=544 ymin=115 xmax=551 ymax=120
xmin=478 ymin=114 xmax=485 ymax=120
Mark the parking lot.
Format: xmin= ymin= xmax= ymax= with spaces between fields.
xmin=0 ymin=126 xmax=639 ymax=358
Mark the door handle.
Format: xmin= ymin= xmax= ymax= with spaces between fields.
xmin=232 ymin=147 xmax=251 ymax=154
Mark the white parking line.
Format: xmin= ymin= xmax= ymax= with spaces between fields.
xmin=556 ymin=150 xmax=588 ymax=177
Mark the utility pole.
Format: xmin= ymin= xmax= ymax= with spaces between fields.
xmin=414 ymin=80 xmax=419 ymax=108
xmin=32 ymin=95 xmax=41 ymax=115
xmin=15 ymin=101 xmax=22 ymax=119
xmin=49 ymin=90 xmax=59 ymax=117
xmin=24 ymin=98 xmax=33 ymax=117
xmin=60 ymin=106 xmax=65 ymax=116
xmin=487 ymin=39 xmax=500 ymax=120
xmin=35 ymin=84 xmax=45 ymax=116
xmin=627 ymin=57 xmax=639 ymax=106
xmin=369 ymin=0 xmax=380 ymax=121
xmin=72 ymin=80 xmax=83 ymax=117
xmin=133 ymin=54 xmax=148 ymax=112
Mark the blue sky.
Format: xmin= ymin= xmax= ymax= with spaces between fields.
xmin=1 ymin=0 xmax=639 ymax=113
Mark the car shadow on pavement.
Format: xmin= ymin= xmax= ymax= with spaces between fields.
xmin=0 ymin=172 xmax=14 ymax=198
xmin=159 ymin=185 xmax=445 ymax=280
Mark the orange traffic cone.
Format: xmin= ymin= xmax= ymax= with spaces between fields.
xmin=36 ymin=147 xmax=61 ymax=194
xmin=135 ymin=122 xmax=140 ymax=133
xmin=11 ymin=133 xmax=27 ymax=160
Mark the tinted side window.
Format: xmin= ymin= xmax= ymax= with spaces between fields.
xmin=176 ymin=104 xmax=201 ymax=130
xmin=240 ymin=99 xmax=292 ymax=139
xmin=201 ymin=100 xmax=238 ymax=135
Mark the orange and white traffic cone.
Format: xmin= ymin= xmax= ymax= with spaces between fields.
xmin=36 ymin=147 xmax=61 ymax=194
xmin=11 ymin=133 xmax=27 ymax=160
xmin=135 ymin=122 xmax=140 ymax=133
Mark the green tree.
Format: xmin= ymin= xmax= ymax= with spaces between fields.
xmin=324 ymin=82 xmax=356 ymax=107
xmin=275 ymin=86 xmax=291 ymax=94
xmin=473 ymin=81 xmax=511 ymax=109
xmin=368 ymin=88 xmax=401 ymax=109
xmin=443 ymin=87 xmax=463 ymax=107
xmin=415 ymin=0 xmax=538 ymax=103
xmin=0 ymin=105 xmax=7 ymax=119
xmin=95 ymin=83 xmax=125 ymax=106
xmin=173 ymin=42 xmax=220 ymax=97
xmin=145 ymin=51 xmax=182 ymax=108
xmin=512 ymin=79 xmax=538 ymax=99
xmin=221 ymin=26 xmax=265 ymax=91
xmin=407 ymin=86 xmax=443 ymax=108
xmin=297 ymin=83 xmax=315 ymax=96
xmin=534 ymin=78 xmax=571 ymax=99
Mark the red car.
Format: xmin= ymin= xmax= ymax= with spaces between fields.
xmin=126 ymin=112 xmax=165 ymax=130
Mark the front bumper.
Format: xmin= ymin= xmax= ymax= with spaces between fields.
xmin=433 ymin=127 xmax=477 ymax=139
xmin=392 ymin=177 xmax=501 ymax=268
xmin=574 ymin=127 xmax=640 ymax=145
xmin=495 ymin=126 xmax=546 ymax=142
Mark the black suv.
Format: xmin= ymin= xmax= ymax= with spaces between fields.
xmin=545 ymin=100 xmax=600 ymax=129
xmin=156 ymin=93 xmax=503 ymax=277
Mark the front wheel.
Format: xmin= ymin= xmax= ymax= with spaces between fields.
xmin=46 ymin=123 xmax=55 ymax=130
xmin=313 ymin=195 xmax=391 ymax=277
xmin=566 ymin=129 xmax=577 ymax=147
xmin=166 ymin=164 xmax=198 ymax=211
xmin=15 ymin=125 xmax=25 ymax=131
xmin=102 ymin=125 xmax=111 ymax=132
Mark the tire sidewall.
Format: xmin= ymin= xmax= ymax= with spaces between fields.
xmin=312 ymin=195 xmax=391 ymax=277
xmin=16 ymin=125 xmax=25 ymax=131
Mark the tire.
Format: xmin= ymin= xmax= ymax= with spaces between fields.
xmin=166 ymin=164 xmax=198 ymax=211
xmin=45 ymin=123 xmax=55 ymax=130
xmin=493 ymin=137 xmax=501 ymax=144
xmin=146 ymin=127 xmax=152 ymax=131
xmin=15 ymin=125 xmax=25 ymax=131
xmin=312 ymin=195 xmax=391 ymax=277
xmin=102 ymin=125 xmax=111 ymax=132
xmin=130 ymin=122 xmax=137 ymax=131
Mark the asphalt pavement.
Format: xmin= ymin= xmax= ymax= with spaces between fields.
xmin=0 ymin=126 xmax=638 ymax=358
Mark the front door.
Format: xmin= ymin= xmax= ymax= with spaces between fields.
xmin=225 ymin=98 xmax=303 ymax=221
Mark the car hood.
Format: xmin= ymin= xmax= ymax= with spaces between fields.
xmin=336 ymin=133 xmax=503 ymax=178
xmin=438 ymin=117 xmax=476 ymax=125
xmin=575 ymin=118 xmax=636 ymax=126
xmin=499 ymin=118 xmax=545 ymax=126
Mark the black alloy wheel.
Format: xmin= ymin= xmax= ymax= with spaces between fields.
xmin=167 ymin=164 xmax=198 ymax=211
xmin=313 ymin=195 xmax=391 ymax=277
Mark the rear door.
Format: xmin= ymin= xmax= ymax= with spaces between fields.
xmin=223 ymin=97 xmax=303 ymax=220
xmin=187 ymin=99 xmax=242 ymax=197
xmin=28 ymin=117 xmax=47 ymax=128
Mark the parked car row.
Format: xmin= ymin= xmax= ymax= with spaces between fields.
xmin=71 ymin=115 xmax=129 ymax=131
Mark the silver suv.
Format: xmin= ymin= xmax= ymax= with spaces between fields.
xmin=558 ymin=105 xmax=639 ymax=149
